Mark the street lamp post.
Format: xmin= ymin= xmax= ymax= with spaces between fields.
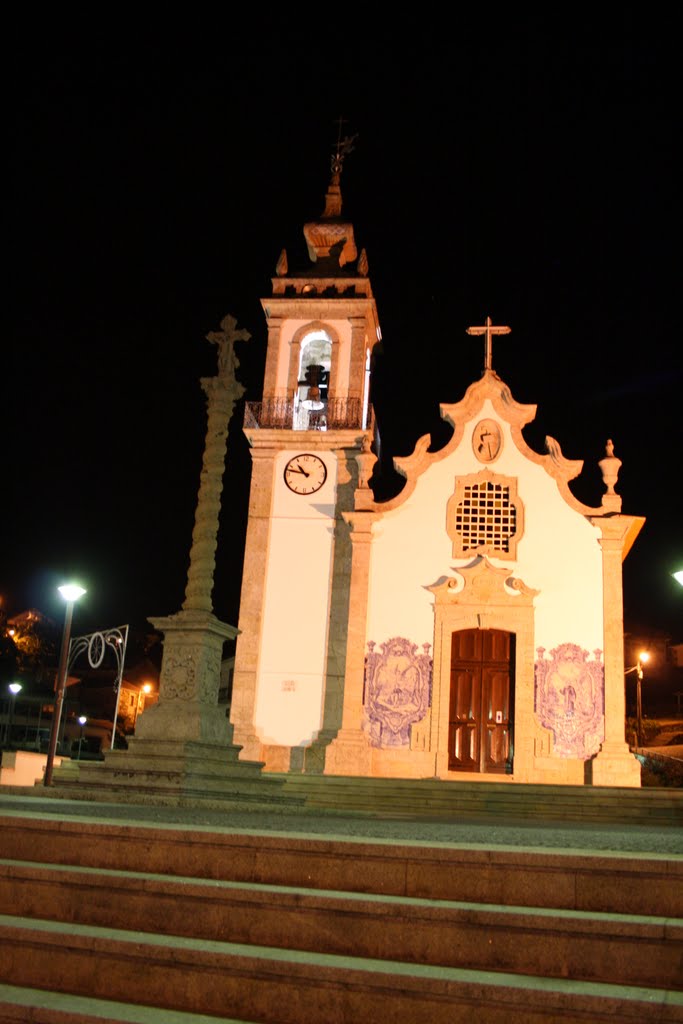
xmin=44 ymin=583 xmax=86 ymax=786
xmin=6 ymin=683 xmax=22 ymax=748
xmin=625 ymin=650 xmax=651 ymax=748
xmin=77 ymin=715 xmax=87 ymax=760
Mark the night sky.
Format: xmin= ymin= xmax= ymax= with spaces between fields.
xmin=4 ymin=16 xmax=681 ymax=642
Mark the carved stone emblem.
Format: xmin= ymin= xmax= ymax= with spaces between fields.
xmin=472 ymin=419 xmax=502 ymax=463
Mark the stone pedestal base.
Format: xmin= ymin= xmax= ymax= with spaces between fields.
xmin=589 ymin=741 xmax=642 ymax=788
xmin=324 ymin=729 xmax=373 ymax=776
xmin=48 ymin=736 xmax=306 ymax=810
xmin=48 ymin=607 xmax=306 ymax=807
xmin=135 ymin=700 xmax=234 ymax=746
xmin=137 ymin=608 xmax=238 ymax=746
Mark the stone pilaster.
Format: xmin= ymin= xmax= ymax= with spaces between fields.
xmin=590 ymin=515 xmax=643 ymax=787
xmin=347 ymin=316 xmax=367 ymax=401
xmin=324 ymin=510 xmax=378 ymax=775
xmin=262 ymin=317 xmax=284 ymax=398
xmin=229 ymin=448 xmax=277 ymax=760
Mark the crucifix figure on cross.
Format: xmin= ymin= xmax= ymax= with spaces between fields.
xmin=206 ymin=314 xmax=251 ymax=382
xmin=466 ymin=316 xmax=511 ymax=372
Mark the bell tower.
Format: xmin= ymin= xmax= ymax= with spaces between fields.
xmin=230 ymin=139 xmax=382 ymax=770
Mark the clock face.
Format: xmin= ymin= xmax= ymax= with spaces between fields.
xmin=283 ymin=453 xmax=327 ymax=494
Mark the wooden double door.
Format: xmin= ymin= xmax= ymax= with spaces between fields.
xmin=448 ymin=628 xmax=514 ymax=774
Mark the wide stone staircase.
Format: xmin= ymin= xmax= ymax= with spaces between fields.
xmin=278 ymin=773 xmax=683 ymax=827
xmin=47 ymin=740 xmax=310 ymax=814
xmin=0 ymin=809 xmax=681 ymax=1022
xmin=14 ymin=747 xmax=683 ymax=828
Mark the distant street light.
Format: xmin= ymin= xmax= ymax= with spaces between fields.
xmin=132 ymin=683 xmax=152 ymax=731
xmin=5 ymin=682 xmax=22 ymax=748
xmin=44 ymin=583 xmax=86 ymax=786
xmin=673 ymin=571 xmax=683 ymax=587
xmin=77 ymin=714 xmax=87 ymax=760
xmin=625 ymin=650 xmax=651 ymax=748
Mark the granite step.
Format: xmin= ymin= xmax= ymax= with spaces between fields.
xmin=279 ymin=775 xmax=683 ymax=827
xmin=0 ymin=814 xmax=680 ymax=917
xmin=0 ymin=859 xmax=679 ymax=991
xmin=0 ymin=982 xmax=257 ymax=1024
xmin=0 ymin=811 xmax=680 ymax=1022
xmin=0 ymin=916 xmax=679 ymax=1024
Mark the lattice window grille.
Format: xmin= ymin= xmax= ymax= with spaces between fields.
xmin=455 ymin=481 xmax=517 ymax=553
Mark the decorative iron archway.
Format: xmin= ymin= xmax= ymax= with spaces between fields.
xmin=67 ymin=625 xmax=129 ymax=750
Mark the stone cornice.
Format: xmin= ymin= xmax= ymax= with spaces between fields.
xmin=591 ymin=513 xmax=646 ymax=560
xmin=261 ymin=296 xmax=378 ymax=321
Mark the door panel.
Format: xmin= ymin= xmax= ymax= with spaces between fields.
xmin=487 ymin=631 xmax=511 ymax=662
xmin=453 ymin=629 xmax=481 ymax=661
xmin=449 ymin=629 xmax=514 ymax=773
xmin=448 ymin=667 xmax=480 ymax=769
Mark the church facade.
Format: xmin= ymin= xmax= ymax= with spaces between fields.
xmin=229 ymin=157 xmax=644 ymax=788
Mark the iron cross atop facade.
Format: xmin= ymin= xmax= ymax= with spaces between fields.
xmin=466 ymin=316 xmax=511 ymax=372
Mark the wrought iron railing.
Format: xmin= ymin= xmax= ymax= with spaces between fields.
xmin=244 ymin=397 xmax=365 ymax=431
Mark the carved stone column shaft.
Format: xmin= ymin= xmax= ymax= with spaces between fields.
xmin=183 ymin=376 xmax=245 ymax=612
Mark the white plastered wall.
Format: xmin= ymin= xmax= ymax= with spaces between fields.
xmin=367 ymin=399 xmax=604 ymax=655
xmin=253 ymin=451 xmax=337 ymax=746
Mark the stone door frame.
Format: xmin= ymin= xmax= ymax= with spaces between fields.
xmin=429 ymin=558 xmax=540 ymax=780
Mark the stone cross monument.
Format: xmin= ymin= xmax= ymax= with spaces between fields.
xmin=50 ymin=314 xmax=300 ymax=806
xmin=138 ymin=314 xmax=250 ymax=745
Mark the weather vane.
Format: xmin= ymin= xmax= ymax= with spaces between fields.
xmin=331 ymin=116 xmax=358 ymax=175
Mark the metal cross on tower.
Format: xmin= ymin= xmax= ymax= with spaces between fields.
xmin=466 ymin=316 xmax=511 ymax=372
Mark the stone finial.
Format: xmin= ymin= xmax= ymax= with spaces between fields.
xmin=599 ymin=439 xmax=621 ymax=495
xmin=598 ymin=439 xmax=623 ymax=512
xmin=276 ymin=249 xmax=288 ymax=277
xmin=303 ymin=127 xmax=358 ymax=267
xmin=357 ymin=248 xmax=369 ymax=276
xmin=356 ymin=435 xmax=377 ymax=490
xmin=353 ymin=436 xmax=377 ymax=511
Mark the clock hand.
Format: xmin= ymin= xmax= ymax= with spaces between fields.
xmin=288 ymin=465 xmax=310 ymax=476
